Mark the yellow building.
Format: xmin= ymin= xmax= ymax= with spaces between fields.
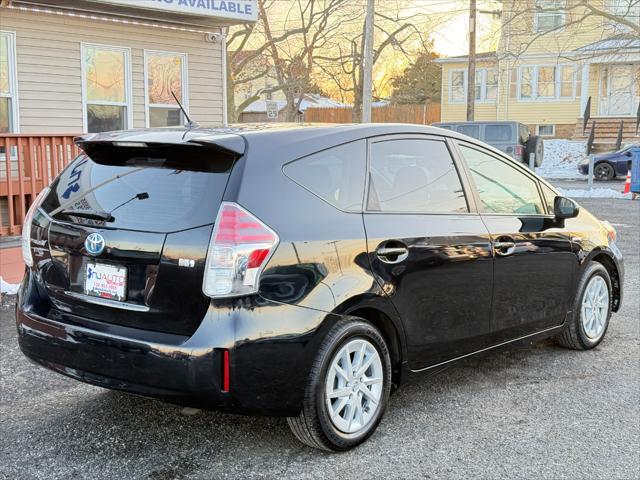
xmin=436 ymin=0 xmax=640 ymax=142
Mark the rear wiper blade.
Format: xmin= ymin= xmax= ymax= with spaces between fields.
xmin=59 ymin=209 xmax=114 ymax=222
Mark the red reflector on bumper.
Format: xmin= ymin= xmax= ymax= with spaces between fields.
xmin=222 ymin=349 xmax=230 ymax=392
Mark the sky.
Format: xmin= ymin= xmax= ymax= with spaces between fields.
xmin=406 ymin=0 xmax=500 ymax=56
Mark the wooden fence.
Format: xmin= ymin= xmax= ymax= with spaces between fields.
xmin=1 ymin=134 xmax=81 ymax=236
xmin=304 ymin=103 xmax=441 ymax=125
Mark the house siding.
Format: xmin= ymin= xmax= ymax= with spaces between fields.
xmin=1 ymin=8 xmax=223 ymax=133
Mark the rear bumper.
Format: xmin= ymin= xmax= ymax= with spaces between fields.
xmin=16 ymin=271 xmax=339 ymax=416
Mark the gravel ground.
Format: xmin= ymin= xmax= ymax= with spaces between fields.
xmin=1 ymin=196 xmax=638 ymax=480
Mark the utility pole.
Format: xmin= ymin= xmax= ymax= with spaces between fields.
xmin=361 ymin=0 xmax=375 ymax=123
xmin=467 ymin=0 xmax=476 ymax=121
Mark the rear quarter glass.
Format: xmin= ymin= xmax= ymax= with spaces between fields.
xmin=283 ymin=140 xmax=366 ymax=212
xmin=41 ymin=147 xmax=235 ymax=233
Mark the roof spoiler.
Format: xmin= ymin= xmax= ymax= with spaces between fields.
xmin=74 ymin=132 xmax=246 ymax=157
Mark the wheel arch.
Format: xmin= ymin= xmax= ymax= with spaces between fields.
xmin=347 ymin=306 xmax=405 ymax=390
xmin=331 ymin=295 xmax=408 ymax=390
xmin=590 ymin=251 xmax=622 ymax=312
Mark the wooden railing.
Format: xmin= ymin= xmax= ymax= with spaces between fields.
xmin=1 ymin=134 xmax=81 ymax=236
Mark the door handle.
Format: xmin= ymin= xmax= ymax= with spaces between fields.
xmin=376 ymin=246 xmax=409 ymax=264
xmin=493 ymin=237 xmax=516 ymax=256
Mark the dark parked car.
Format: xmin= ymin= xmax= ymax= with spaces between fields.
xmin=17 ymin=124 xmax=623 ymax=451
xmin=578 ymin=144 xmax=640 ymax=181
xmin=433 ymin=121 xmax=544 ymax=166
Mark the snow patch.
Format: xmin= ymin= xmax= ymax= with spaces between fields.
xmin=558 ymin=187 xmax=632 ymax=199
xmin=1 ymin=277 xmax=20 ymax=295
xmin=537 ymin=140 xmax=587 ymax=179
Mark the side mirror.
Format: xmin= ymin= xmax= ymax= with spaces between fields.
xmin=624 ymin=150 xmax=633 ymax=157
xmin=554 ymin=196 xmax=580 ymax=219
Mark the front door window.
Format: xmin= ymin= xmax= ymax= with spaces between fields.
xmin=602 ymin=64 xmax=637 ymax=116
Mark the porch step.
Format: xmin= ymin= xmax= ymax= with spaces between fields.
xmin=573 ymin=117 xmax=640 ymax=143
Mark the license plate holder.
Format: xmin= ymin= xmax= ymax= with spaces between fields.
xmin=84 ymin=262 xmax=127 ymax=301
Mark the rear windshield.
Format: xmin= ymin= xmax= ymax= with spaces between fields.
xmin=485 ymin=125 xmax=512 ymax=142
xmin=42 ymin=147 xmax=235 ymax=233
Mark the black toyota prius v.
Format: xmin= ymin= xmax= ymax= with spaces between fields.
xmin=17 ymin=124 xmax=623 ymax=451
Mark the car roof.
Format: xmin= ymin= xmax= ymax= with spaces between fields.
xmin=74 ymin=123 xmax=513 ymax=162
xmin=434 ymin=121 xmax=525 ymax=127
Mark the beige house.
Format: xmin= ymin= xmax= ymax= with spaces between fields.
xmin=436 ymin=0 xmax=640 ymax=142
xmin=0 ymin=0 xmax=258 ymax=134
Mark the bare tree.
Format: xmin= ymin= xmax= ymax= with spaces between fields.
xmin=314 ymin=1 xmax=458 ymax=121
xmin=227 ymin=0 xmax=346 ymax=122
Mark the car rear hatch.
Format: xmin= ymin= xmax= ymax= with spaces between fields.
xmin=32 ymin=130 xmax=244 ymax=336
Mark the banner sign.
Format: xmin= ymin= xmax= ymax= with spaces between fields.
xmin=99 ymin=0 xmax=258 ymax=22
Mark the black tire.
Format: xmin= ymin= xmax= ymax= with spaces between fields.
xmin=594 ymin=162 xmax=615 ymax=181
xmin=526 ymin=135 xmax=544 ymax=167
xmin=287 ymin=318 xmax=392 ymax=451
xmin=555 ymin=262 xmax=612 ymax=350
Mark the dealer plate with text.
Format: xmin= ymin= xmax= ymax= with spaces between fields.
xmin=85 ymin=262 xmax=127 ymax=301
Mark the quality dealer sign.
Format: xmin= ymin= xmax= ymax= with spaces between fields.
xmin=100 ymin=0 xmax=258 ymax=22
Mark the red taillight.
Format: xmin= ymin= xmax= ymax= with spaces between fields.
xmin=515 ymin=145 xmax=524 ymax=157
xmin=202 ymin=202 xmax=279 ymax=298
xmin=222 ymin=349 xmax=230 ymax=392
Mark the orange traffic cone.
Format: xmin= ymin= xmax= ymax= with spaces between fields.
xmin=623 ymin=171 xmax=631 ymax=194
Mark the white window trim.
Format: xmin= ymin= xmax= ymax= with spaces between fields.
xmin=517 ymin=64 xmax=577 ymax=102
xmin=1 ymin=30 xmax=20 ymax=133
xmin=533 ymin=0 xmax=567 ymax=33
xmin=80 ymin=42 xmax=133 ymax=133
xmin=449 ymin=68 xmax=498 ymax=104
xmin=536 ymin=124 xmax=556 ymax=136
xmin=143 ymin=49 xmax=189 ymax=128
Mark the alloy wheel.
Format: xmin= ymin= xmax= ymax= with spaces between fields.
xmin=581 ymin=275 xmax=609 ymax=340
xmin=325 ymin=338 xmax=384 ymax=434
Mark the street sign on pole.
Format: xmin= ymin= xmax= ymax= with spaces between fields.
xmin=266 ymin=101 xmax=279 ymax=120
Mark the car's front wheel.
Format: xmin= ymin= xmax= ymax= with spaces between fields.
xmin=287 ymin=319 xmax=392 ymax=451
xmin=556 ymin=262 xmax=612 ymax=350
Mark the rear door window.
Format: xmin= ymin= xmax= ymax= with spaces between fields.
xmin=458 ymin=144 xmax=544 ymax=215
xmin=485 ymin=125 xmax=512 ymax=143
xmin=283 ymin=140 xmax=366 ymax=212
xmin=367 ymin=138 xmax=468 ymax=213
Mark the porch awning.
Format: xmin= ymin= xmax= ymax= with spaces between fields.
xmin=575 ymin=33 xmax=640 ymax=63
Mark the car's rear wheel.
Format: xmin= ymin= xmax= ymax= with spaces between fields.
xmin=556 ymin=262 xmax=612 ymax=350
xmin=287 ymin=319 xmax=392 ymax=451
xmin=594 ymin=162 xmax=615 ymax=181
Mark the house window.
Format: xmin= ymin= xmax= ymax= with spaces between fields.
xmin=450 ymin=70 xmax=466 ymax=103
xmin=535 ymin=0 xmax=566 ymax=32
xmin=451 ymin=68 xmax=497 ymax=103
xmin=485 ymin=69 xmax=499 ymax=101
xmin=537 ymin=66 xmax=556 ymax=98
xmin=559 ymin=65 xmax=576 ymax=98
xmin=145 ymin=51 xmax=187 ymax=127
xmin=520 ymin=67 xmax=534 ymax=99
xmin=518 ymin=64 xmax=576 ymax=100
xmin=537 ymin=125 xmax=555 ymax=136
xmin=0 ymin=31 xmax=18 ymax=133
xmin=82 ymin=44 xmax=131 ymax=133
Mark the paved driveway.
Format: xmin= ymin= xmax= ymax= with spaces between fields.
xmin=1 ymin=197 xmax=638 ymax=480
